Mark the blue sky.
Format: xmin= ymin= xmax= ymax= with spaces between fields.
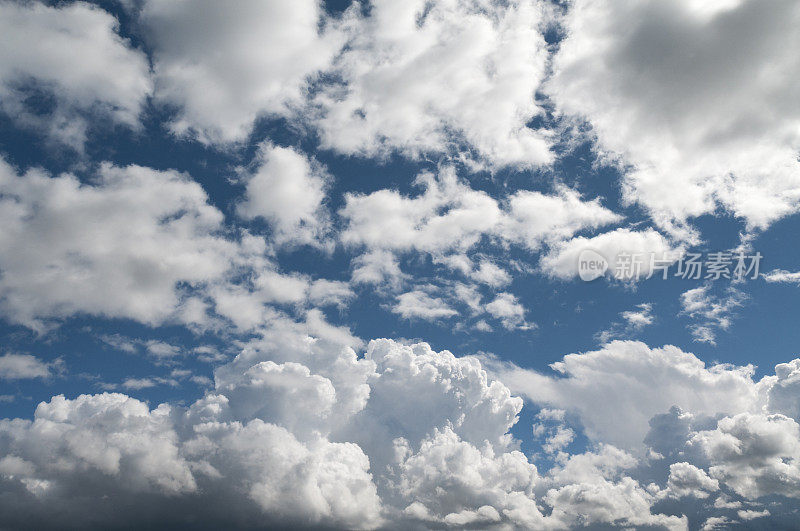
xmin=2 ymin=1 xmax=800 ymax=529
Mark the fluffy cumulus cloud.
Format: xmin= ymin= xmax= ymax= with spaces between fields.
xmin=237 ymin=142 xmax=330 ymax=246
xmin=541 ymin=228 xmax=680 ymax=281
xmin=142 ymin=0 xmax=345 ymax=143
xmin=392 ymin=289 xmax=458 ymax=321
xmin=7 ymin=324 xmax=800 ymax=528
xmin=341 ymin=166 xmax=619 ymax=268
xmin=0 ymin=1 xmax=151 ymax=147
xmin=1 ymin=332 xmax=729 ymax=530
xmin=486 ymin=340 xmax=760 ymax=448
xmin=315 ymin=0 xmax=552 ymax=168
xmin=485 ymin=292 xmax=530 ymax=331
xmin=549 ymin=0 xmax=800 ymax=232
xmin=0 ymin=157 xmax=243 ymax=330
xmin=0 ymin=156 xmax=352 ymax=333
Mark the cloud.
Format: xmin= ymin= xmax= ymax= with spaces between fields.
xmin=308 ymin=280 xmax=355 ymax=309
xmin=548 ymin=0 xmax=800 ymax=232
xmin=595 ymin=303 xmax=654 ymax=343
xmin=0 ymin=1 xmax=151 ymax=147
xmin=340 ymin=167 xmax=620 ymax=303
xmin=540 ymin=228 xmax=679 ymax=281
xmin=691 ymin=412 xmax=800 ymax=499
xmin=0 ymin=156 xmax=357 ymax=333
xmin=392 ymin=289 xmax=458 ymax=321
xmin=315 ymin=0 xmax=552 ymax=168
xmin=680 ymin=286 xmax=745 ymax=344
xmin=351 ymin=249 xmax=406 ymax=287
xmin=0 ymin=158 xmax=242 ymax=330
xmin=663 ymin=462 xmax=719 ymax=499
xmin=499 ymin=187 xmax=623 ymax=251
xmin=8 ymin=332 xmax=800 ymax=528
xmin=485 ymin=292 xmax=531 ymax=331
xmin=0 ymin=353 xmax=57 ymax=380
xmin=470 ymin=260 xmax=512 ymax=288
xmin=236 ymin=143 xmax=330 ymax=247
xmin=340 ymin=167 xmax=502 ymax=255
xmin=121 ymin=378 xmax=157 ymax=390
xmin=341 ymin=168 xmax=619 ymax=258
xmin=485 ymin=340 xmax=760 ymax=449
xmin=142 ymin=0 xmax=345 ymax=143
xmin=763 ymin=269 xmax=800 ymax=284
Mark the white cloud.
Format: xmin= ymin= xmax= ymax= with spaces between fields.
xmin=0 ymin=158 xmax=244 ymax=330
xmin=485 ymin=292 xmax=531 ymax=331
xmin=351 ymin=249 xmax=406 ymax=287
xmin=548 ymin=0 xmax=800 ymax=231
xmin=485 ymin=340 xmax=760 ymax=449
xmin=237 ymin=143 xmax=330 ymax=246
xmin=121 ymin=377 xmax=157 ymax=390
xmin=499 ymin=186 xmax=623 ymax=251
xmin=763 ymin=269 xmax=800 ymax=284
xmin=680 ymin=286 xmax=745 ymax=344
xmin=545 ymin=476 xmax=686 ymax=530
xmin=621 ymin=304 xmax=655 ymax=329
xmin=596 ymin=303 xmax=655 ymax=343
xmin=738 ymin=509 xmax=770 ymax=520
xmin=541 ymin=228 xmax=679 ymax=281
xmin=0 ymin=353 xmax=56 ymax=380
xmin=470 ymin=260 xmax=512 ymax=288
xmin=392 ymin=289 xmax=458 ymax=321
xmin=9 ymin=332 xmax=800 ymax=528
xmin=663 ymin=462 xmax=719 ymax=499
xmin=393 ymin=427 xmax=543 ymax=527
xmin=542 ymin=445 xmax=687 ymax=530
xmin=691 ymin=413 xmax=800 ymax=499
xmin=308 ymin=279 xmax=355 ymax=309
xmin=142 ymin=0 xmax=345 ymax=143
xmin=0 ymin=1 xmax=151 ymax=147
xmin=315 ymin=0 xmax=552 ymax=168
xmin=340 ymin=167 xmax=502 ymax=254
xmin=0 ymin=156 xmax=359 ymax=332
xmin=341 ymin=168 xmax=621 ymax=299
xmin=542 ymin=426 xmax=575 ymax=455
xmin=342 ymin=168 xmax=619 ymax=258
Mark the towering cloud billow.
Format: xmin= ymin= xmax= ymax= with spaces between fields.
xmin=5 ymin=331 xmax=800 ymax=529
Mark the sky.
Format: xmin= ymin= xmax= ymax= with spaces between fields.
xmin=1 ymin=0 xmax=800 ymax=529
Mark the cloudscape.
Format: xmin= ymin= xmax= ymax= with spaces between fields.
xmin=2 ymin=1 xmax=800 ymax=529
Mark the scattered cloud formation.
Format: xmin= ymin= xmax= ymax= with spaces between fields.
xmin=1 ymin=0 xmax=799 ymax=529
xmin=680 ymin=286 xmax=745 ymax=344
xmin=595 ymin=303 xmax=655 ymax=343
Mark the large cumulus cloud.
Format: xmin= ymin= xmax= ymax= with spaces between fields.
xmin=548 ymin=0 xmax=800 ymax=233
